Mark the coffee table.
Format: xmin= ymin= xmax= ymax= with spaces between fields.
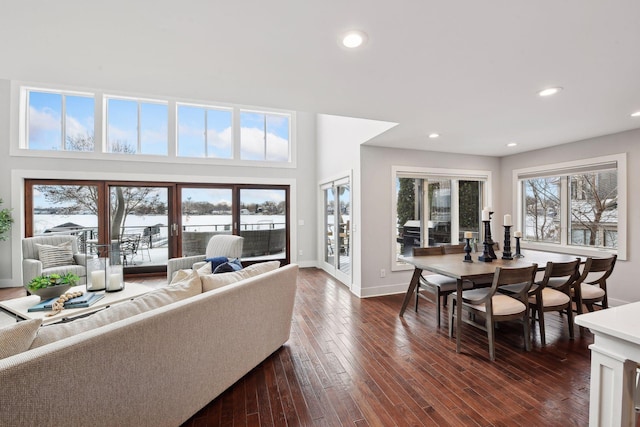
xmin=0 ymin=282 xmax=154 ymax=325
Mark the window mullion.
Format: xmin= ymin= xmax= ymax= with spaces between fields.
xmin=204 ymin=108 xmax=208 ymax=158
xmin=61 ymin=95 xmax=66 ymax=150
xmin=560 ymin=176 xmax=568 ymax=246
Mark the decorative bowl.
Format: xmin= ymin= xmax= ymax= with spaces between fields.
xmin=28 ymin=284 xmax=72 ymax=300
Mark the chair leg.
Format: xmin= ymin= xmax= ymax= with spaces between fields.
xmin=567 ymin=305 xmax=575 ymax=340
xmin=523 ymin=311 xmax=531 ymax=352
xmin=538 ymin=309 xmax=546 ymax=347
xmin=487 ymin=315 xmax=495 ymax=361
xmin=436 ymin=290 xmax=441 ymax=327
xmin=448 ymin=295 xmax=455 ymax=338
xmin=415 ymin=283 xmax=420 ymax=312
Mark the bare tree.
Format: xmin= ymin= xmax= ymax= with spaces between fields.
xmin=570 ymin=172 xmax=617 ymax=246
xmin=524 ymin=178 xmax=560 ymax=241
xmin=36 ymin=134 xmax=161 ymax=241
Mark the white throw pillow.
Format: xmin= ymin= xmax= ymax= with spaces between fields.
xmin=31 ymin=269 xmax=202 ymax=349
xmin=0 ymin=318 xmax=42 ymax=359
xmin=201 ymin=261 xmax=280 ymax=292
xmin=37 ymin=241 xmax=75 ymax=269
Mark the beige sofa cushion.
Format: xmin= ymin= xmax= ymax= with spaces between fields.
xmin=37 ymin=241 xmax=75 ymax=269
xmin=0 ymin=318 xmax=42 ymax=359
xmin=31 ymin=269 xmax=201 ymax=349
xmin=201 ymin=261 xmax=280 ymax=292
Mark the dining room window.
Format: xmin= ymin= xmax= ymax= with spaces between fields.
xmin=514 ymin=153 xmax=627 ymax=259
xmin=393 ymin=166 xmax=489 ymax=268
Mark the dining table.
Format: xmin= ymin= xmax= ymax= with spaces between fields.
xmin=399 ymin=249 xmax=583 ymax=354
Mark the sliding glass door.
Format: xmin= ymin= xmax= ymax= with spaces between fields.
xmin=26 ymin=180 xmax=290 ymax=276
xmin=320 ymin=177 xmax=351 ymax=286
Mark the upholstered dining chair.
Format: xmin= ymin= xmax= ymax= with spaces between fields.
xmin=571 ymin=255 xmax=617 ymax=314
xmin=526 ymin=259 xmax=580 ymax=346
xmin=22 ymin=234 xmax=88 ymax=288
xmin=413 ymin=244 xmax=473 ymax=327
xmin=448 ymin=264 xmax=538 ymax=361
xmin=167 ymin=234 xmax=244 ymax=283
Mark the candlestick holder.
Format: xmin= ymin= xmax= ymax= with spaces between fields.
xmin=514 ymin=236 xmax=524 ymax=258
xmin=478 ymin=240 xmax=493 ymax=262
xmin=463 ymin=238 xmax=473 ymax=262
xmin=502 ymin=225 xmax=513 ymax=260
xmin=482 ymin=214 xmax=497 ymax=259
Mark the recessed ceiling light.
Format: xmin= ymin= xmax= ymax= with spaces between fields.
xmin=538 ymin=87 xmax=563 ymax=97
xmin=631 ymin=111 xmax=640 ymax=117
xmin=341 ymin=30 xmax=368 ymax=48
xmin=428 ymin=133 xmax=440 ymax=139
xmin=507 ymin=142 xmax=517 ymax=147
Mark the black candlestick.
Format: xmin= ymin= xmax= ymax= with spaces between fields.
xmin=486 ymin=212 xmax=497 ymax=259
xmin=463 ymin=238 xmax=473 ymax=262
xmin=514 ymin=236 xmax=524 ymax=258
xmin=502 ymin=225 xmax=513 ymax=260
xmin=478 ymin=221 xmax=493 ymax=262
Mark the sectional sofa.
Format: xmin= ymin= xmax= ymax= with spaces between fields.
xmin=0 ymin=262 xmax=298 ymax=426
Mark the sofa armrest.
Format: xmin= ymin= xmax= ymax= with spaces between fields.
xmin=167 ymin=255 xmax=206 ymax=283
xmin=22 ymin=259 xmax=43 ymax=287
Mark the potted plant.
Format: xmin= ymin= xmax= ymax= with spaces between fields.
xmin=0 ymin=198 xmax=12 ymax=241
xmin=27 ymin=272 xmax=80 ymax=300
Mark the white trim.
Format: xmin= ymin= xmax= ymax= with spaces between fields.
xmin=512 ymin=153 xmax=626 ymax=260
xmin=391 ymin=165 xmax=492 ymax=271
xmin=10 ymin=169 xmax=298 ymax=286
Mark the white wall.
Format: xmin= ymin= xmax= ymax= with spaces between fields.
xmin=500 ymin=128 xmax=640 ymax=306
xmin=0 ymin=79 xmax=318 ymax=287
xmin=359 ymin=145 xmax=501 ymax=297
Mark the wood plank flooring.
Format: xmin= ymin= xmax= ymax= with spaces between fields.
xmin=1 ymin=269 xmax=597 ymax=426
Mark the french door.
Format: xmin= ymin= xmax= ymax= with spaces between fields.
xmin=320 ymin=177 xmax=351 ymax=286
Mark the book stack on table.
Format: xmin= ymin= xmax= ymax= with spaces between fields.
xmin=28 ymin=292 xmax=105 ymax=312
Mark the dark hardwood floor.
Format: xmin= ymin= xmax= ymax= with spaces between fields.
xmin=1 ymin=269 xmax=596 ymax=426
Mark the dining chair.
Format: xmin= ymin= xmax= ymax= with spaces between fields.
xmin=413 ymin=246 xmax=474 ymax=327
xmin=527 ymin=259 xmax=581 ymax=346
xmin=572 ymin=255 xmax=617 ymax=314
xmin=448 ymin=264 xmax=537 ymax=361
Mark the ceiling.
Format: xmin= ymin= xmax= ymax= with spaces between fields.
xmin=1 ymin=0 xmax=639 ymax=157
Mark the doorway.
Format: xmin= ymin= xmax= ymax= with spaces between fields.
xmin=320 ymin=177 xmax=351 ymax=286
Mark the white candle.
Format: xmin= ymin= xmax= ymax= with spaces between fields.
xmin=504 ymin=214 xmax=512 ymax=226
xmin=514 ymin=231 xmax=522 ymax=238
xmin=481 ymin=209 xmax=490 ymax=221
xmin=107 ymin=273 xmax=122 ymax=291
xmin=91 ymin=270 xmax=105 ymax=289
xmin=464 ymin=231 xmax=473 ymax=239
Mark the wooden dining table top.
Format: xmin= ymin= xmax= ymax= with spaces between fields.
xmin=399 ymin=249 xmax=583 ymax=279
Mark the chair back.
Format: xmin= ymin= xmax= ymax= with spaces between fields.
xmin=538 ymin=259 xmax=581 ymax=293
xmin=22 ymin=234 xmax=80 ymax=260
xmin=413 ymin=246 xmax=444 ymax=257
xmin=491 ymin=264 xmax=538 ymax=302
xmin=205 ymin=234 xmax=245 ymax=259
xmin=442 ymin=244 xmax=466 ymax=254
xmin=575 ymin=255 xmax=617 ymax=288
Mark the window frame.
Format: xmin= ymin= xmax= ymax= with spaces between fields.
xmin=391 ymin=165 xmax=492 ymax=271
xmin=513 ymin=153 xmax=627 ymax=260
xmin=13 ymin=82 xmax=296 ymax=168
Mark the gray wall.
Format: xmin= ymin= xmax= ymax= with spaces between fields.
xmin=0 ymin=79 xmax=318 ymax=286
xmin=359 ymin=145 xmax=501 ymax=297
xmin=499 ymin=128 xmax=640 ymax=305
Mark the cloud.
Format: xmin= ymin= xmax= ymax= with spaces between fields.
xmin=240 ymin=127 xmax=289 ymax=161
xmin=29 ymin=106 xmax=60 ymax=145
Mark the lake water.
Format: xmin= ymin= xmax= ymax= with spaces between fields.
xmin=34 ymin=214 xmax=286 ymax=237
